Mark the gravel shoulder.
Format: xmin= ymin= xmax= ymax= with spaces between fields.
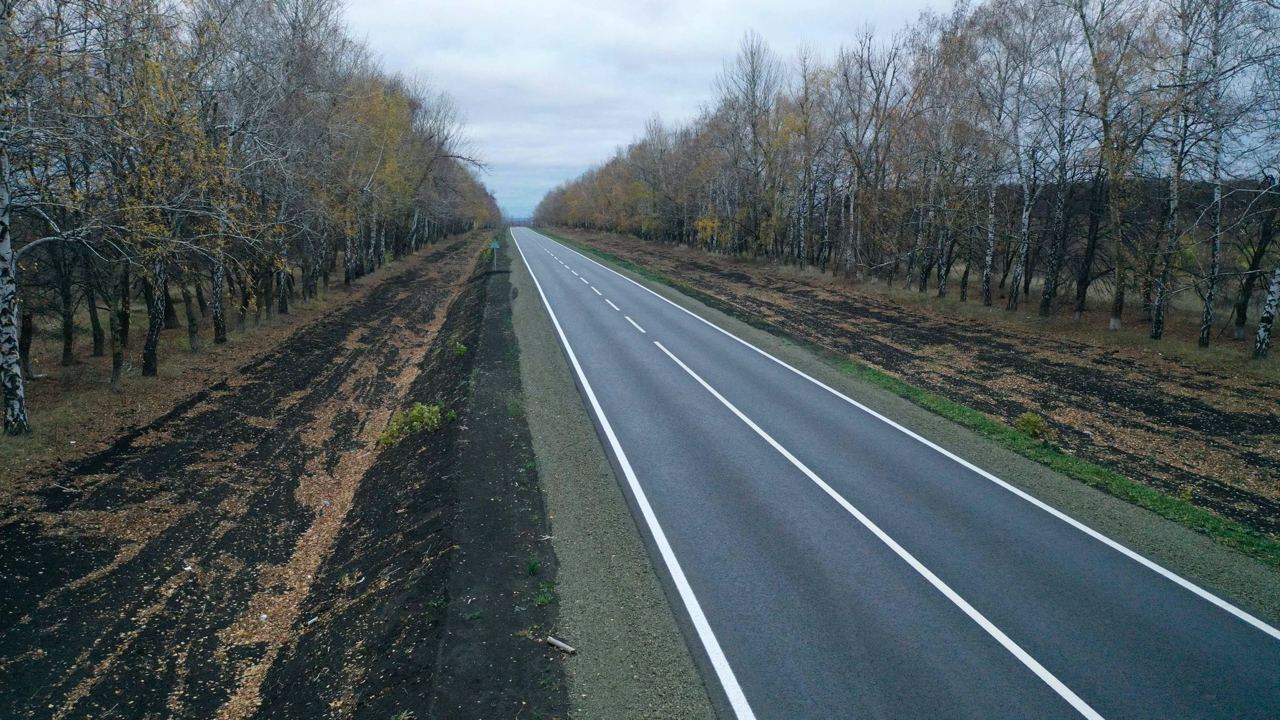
xmin=508 ymin=233 xmax=718 ymax=719
xmin=549 ymin=232 xmax=1280 ymax=629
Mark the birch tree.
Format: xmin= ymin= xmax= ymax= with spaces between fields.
xmin=535 ymin=0 xmax=1279 ymax=358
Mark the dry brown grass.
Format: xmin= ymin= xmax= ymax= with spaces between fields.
xmin=856 ymin=271 xmax=1279 ymax=383
xmin=1 ymin=243 xmax=469 ymax=488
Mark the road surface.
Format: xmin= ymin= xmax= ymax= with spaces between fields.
xmin=509 ymin=227 xmax=1280 ymax=720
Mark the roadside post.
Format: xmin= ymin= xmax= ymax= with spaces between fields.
xmin=492 ymin=237 xmax=500 ymax=271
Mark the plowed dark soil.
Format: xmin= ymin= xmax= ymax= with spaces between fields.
xmin=555 ymin=229 xmax=1280 ymax=539
xmin=0 ymin=235 xmax=566 ymax=719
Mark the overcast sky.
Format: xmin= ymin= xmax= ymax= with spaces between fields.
xmin=343 ymin=1 xmax=946 ymax=218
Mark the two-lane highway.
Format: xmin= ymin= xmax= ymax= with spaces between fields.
xmin=510 ymin=227 xmax=1280 ymax=719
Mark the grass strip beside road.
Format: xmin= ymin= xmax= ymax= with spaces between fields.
xmin=537 ymin=229 xmax=1280 ymax=572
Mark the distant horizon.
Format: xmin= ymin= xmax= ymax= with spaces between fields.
xmin=343 ymin=1 xmax=947 ymax=217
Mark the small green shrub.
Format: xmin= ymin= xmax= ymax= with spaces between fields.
xmin=1013 ymin=412 xmax=1057 ymax=442
xmin=526 ymin=557 xmax=541 ymax=576
xmin=378 ymin=402 xmax=445 ymax=448
xmin=449 ymin=337 xmax=467 ymax=356
xmin=532 ymin=581 xmax=555 ymax=607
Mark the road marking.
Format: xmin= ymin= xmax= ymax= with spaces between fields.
xmin=580 ymin=277 xmax=590 ymax=285
xmin=537 ymin=229 xmax=1280 ymax=643
xmin=509 ymin=230 xmax=758 ymax=720
xmin=605 ymin=299 xmax=620 ymax=312
xmin=591 ymin=286 xmax=602 ymax=296
xmin=626 ymin=316 xmax=646 ymax=334
xmin=653 ymin=340 xmax=1104 ymax=720
xmin=572 ymin=270 xmax=579 ymax=276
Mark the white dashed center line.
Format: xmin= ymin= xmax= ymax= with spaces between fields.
xmin=625 ymin=316 xmax=646 ymax=334
xmin=605 ymin=299 xmax=620 ymax=312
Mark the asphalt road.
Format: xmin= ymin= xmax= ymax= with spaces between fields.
xmin=509 ymin=227 xmax=1280 ymax=720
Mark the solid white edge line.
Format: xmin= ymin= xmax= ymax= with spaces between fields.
xmin=605 ymin=299 xmax=621 ymax=312
xmin=626 ymin=316 xmax=647 ymax=334
xmin=654 ymin=340 xmax=1105 ymax=720
xmin=509 ymin=229 xmax=759 ymax=719
xmin=592 ymin=286 xmax=603 ymax=296
xmin=533 ymin=228 xmax=1280 ymax=643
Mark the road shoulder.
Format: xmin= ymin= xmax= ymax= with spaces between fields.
xmin=556 ymin=233 xmax=1280 ymax=628
xmin=508 ymin=233 xmax=718 ymax=719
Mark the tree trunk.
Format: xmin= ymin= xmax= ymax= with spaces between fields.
xmin=59 ymin=254 xmax=75 ymax=365
xmin=237 ymin=271 xmax=250 ymax=331
xmin=1109 ymin=266 xmax=1126 ymax=331
xmin=1006 ymin=188 xmax=1033 ymax=311
xmin=1074 ymin=172 xmax=1105 ymax=319
xmin=194 ymin=280 xmax=208 ymax=317
xmin=109 ymin=263 xmax=126 ymax=392
xmin=257 ymin=268 xmax=272 ymax=323
xmin=344 ymin=232 xmax=353 ymax=285
xmin=1200 ymin=2 xmax=1227 ymax=349
xmin=211 ymin=257 xmax=227 ymax=344
xmin=277 ymin=268 xmax=289 ymax=315
xmin=1254 ymin=268 xmax=1280 ymax=359
xmin=84 ymin=254 xmax=105 ymax=357
xmin=0 ymin=144 xmax=30 ymax=433
xmin=937 ymin=230 xmax=954 ymax=299
xmin=1199 ymin=126 xmax=1224 ymax=348
xmin=1151 ymin=161 xmax=1181 ymax=339
xmin=181 ymin=284 xmax=199 ymax=352
xmin=982 ymin=181 xmax=996 ymax=306
xmin=377 ymin=217 xmax=386 ymax=268
xmin=1152 ymin=28 xmax=1194 ymax=338
xmin=162 ymin=278 xmax=180 ymax=330
xmin=141 ymin=260 xmax=166 ymax=377
xmin=118 ymin=262 xmax=131 ymax=348
xmin=1040 ymin=181 xmax=1069 ymax=317
xmin=1234 ymin=203 xmax=1276 ymax=339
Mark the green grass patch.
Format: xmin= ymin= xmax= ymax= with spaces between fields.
xmin=378 ymin=402 xmax=446 ymax=448
xmin=537 ymin=227 xmax=1280 ymax=572
xmin=506 ymin=398 xmax=523 ymax=418
xmin=532 ymin=581 xmax=555 ymax=607
xmin=449 ymin=336 xmax=467 ymax=356
xmin=832 ymin=360 xmax=1280 ymax=568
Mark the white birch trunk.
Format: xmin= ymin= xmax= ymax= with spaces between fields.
xmin=1255 ymin=268 xmax=1280 ymax=359
xmin=0 ymin=143 xmax=30 ymax=434
xmin=1199 ymin=3 xmax=1226 ymax=347
xmin=982 ymin=179 xmax=997 ymax=306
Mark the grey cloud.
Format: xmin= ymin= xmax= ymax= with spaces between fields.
xmin=345 ymin=0 xmax=943 ymax=217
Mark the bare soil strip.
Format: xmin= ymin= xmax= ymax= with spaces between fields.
xmin=0 ymin=233 xmax=566 ymax=719
xmin=550 ymin=229 xmax=1280 ymax=540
